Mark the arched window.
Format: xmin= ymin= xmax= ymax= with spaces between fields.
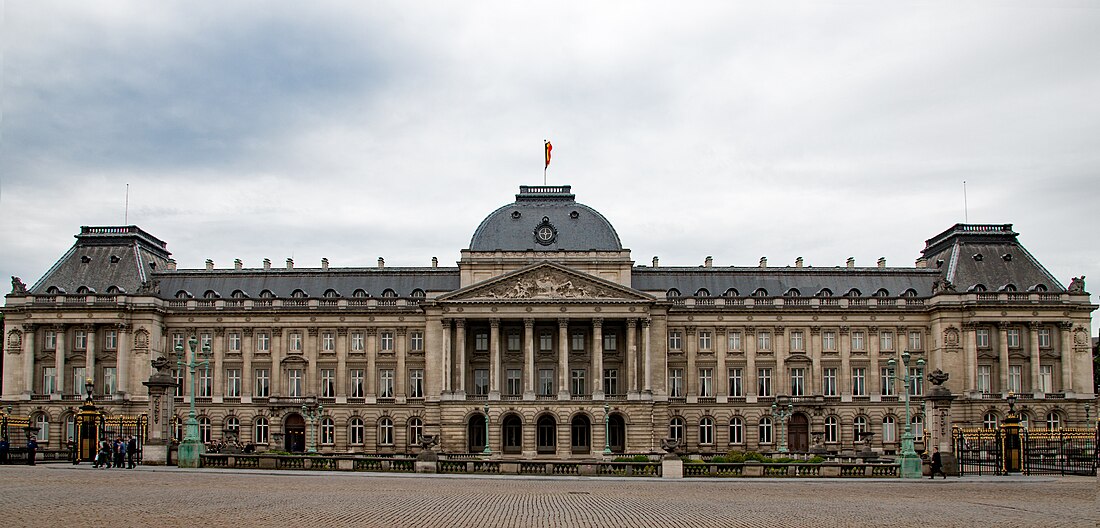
xmin=824 ymin=416 xmax=840 ymax=443
xmin=291 ymin=289 xmax=308 ymax=298
xmin=666 ymin=288 xmax=681 ymax=298
xmin=198 ymin=416 xmax=211 ymax=443
xmin=382 ymin=289 xmax=397 ymax=298
xmin=873 ymin=288 xmax=889 ymax=297
xmin=728 ymin=417 xmax=744 ymax=445
xmin=502 ymin=414 xmax=523 ymax=454
xmin=1045 ymin=412 xmax=1061 ymax=430
xmin=105 ymin=285 xmax=122 ymax=294
xmin=911 ymin=414 xmax=924 ymax=438
xmin=353 ymin=289 xmax=369 ymax=298
xmin=64 ymin=413 xmax=76 ymax=444
xmin=259 ymin=290 xmax=275 ymax=299
xmin=320 ymin=417 xmax=335 ymax=445
xmin=723 ymin=288 xmax=739 ymax=297
xmin=816 ymin=288 xmax=833 ymax=297
xmin=570 ymin=415 xmax=591 ymax=454
xmin=699 ymin=417 xmax=715 ymax=445
xmin=1001 ymin=284 xmax=1017 ymax=292
xmin=844 ymin=288 xmax=862 ymax=297
xmin=901 ymin=289 xmax=918 ymax=297
xmin=231 ymin=290 xmax=248 ymax=299
xmin=378 ymin=417 xmax=394 ymax=445
xmin=1018 ymin=413 xmax=1029 ymax=431
xmin=970 ymin=284 xmax=987 ymax=293
xmin=695 ymin=288 xmax=710 ymax=297
xmin=982 ymin=412 xmax=998 ymax=429
xmin=348 ymin=418 xmax=364 ymax=445
xmin=853 ymin=416 xmax=868 ymax=438
xmin=46 ymin=286 xmax=62 ymax=295
xmin=33 ymin=413 xmax=50 ymax=443
xmin=882 ymin=416 xmax=897 ymax=443
xmin=410 ymin=289 xmax=426 ymax=299
xmin=758 ymin=417 xmax=773 ymax=444
xmin=203 ymin=290 xmax=219 ymax=299
xmin=785 ymin=288 xmax=801 ymax=297
xmin=254 ymin=417 xmax=269 ymax=444
xmin=225 ymin=416 xmax=240 ymax=438
xmin=323 ymin=289 xmax=340 ymax=298
xmin=752 ymin=288 xmax=768 ymax=297
xmin=537 ymin=415 xmax=557 ymax=454
xmin=175 ymin=290 xmax=191 ymax=299
xmin=668 ymin=417 xmax=685 ymax=443
xmin=408 ymin=417 xmax=424 ymax=446
xmin=76 ymin=286 xmax=90 ymax=295
xmin=1029 ymin=284 xmax=1047 ymax=292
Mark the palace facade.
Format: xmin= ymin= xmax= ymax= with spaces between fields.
xmin=2 ymin=185 xmax=1095 ymax=458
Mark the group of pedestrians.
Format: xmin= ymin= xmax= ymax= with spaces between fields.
xmin=93 ymin=435 xmax=138 ymax=469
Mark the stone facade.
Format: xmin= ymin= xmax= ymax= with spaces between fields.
xmin=1 ymin=185 xmax=1095 ymax=458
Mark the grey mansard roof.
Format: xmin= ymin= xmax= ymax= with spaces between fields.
xmin=631 ymin=267 xmax=940 ymax=297
xmin=155 ymin=268 xmax=460 ymax=299
xmin=468 ymin=185 xmax=623 ymax=252
xmin=29 ymin=226 xmax=172 ymax=295
xmin=920 ymin=224 xmax=1065 ymax=292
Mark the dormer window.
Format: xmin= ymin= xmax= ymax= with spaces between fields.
xmin=410 ymin=289 xmax=426 ymax=298
xmin=291 ymin=289 xmax=308 ymax=298
xmin=109 ymin=255 xmax=121 ymax=263
xmin=723 ymin=288 xmax=739 ymax=297
xmin=695 ymin=288 xmax=710 ymax=297
xmin=353 ymin=289 xmax=369 ymax=298
xmin=969 ymin=284 xmax=987 ymax=293
xmin=1029 ymin=284 xmax=1047 ymax=292
xmin=752 ymin=288 xmax=768 ymax=297
xmin=844 ymin=288 xmax=862 ymax=297
xmin=259 ymin=290 xmax=276 ymax=299
xmin=1001 ymin=284 xmax=1017 ymax=292
xmin=105 ymin=286 xmax=121 ymax=294
xmin=76 ymin=286 xmax=91 ymax=295
xmin=80 ymin=255 xmax=91 ymax=263
xmin=203 ymin=290 xmax=219 ymax=299
xmin=666 ymin=288 xmax=681 ymax=298
xmin=873 ymin=288 xmax=889 ymax=297
xmin=381 ymin=289 xmax=397 ymax=298
xmin=816 ymin=288 xmax=833 ymax=297
xmin=231 ymin=290 xmax=248 ymax=298
xmin=46 ymin=286 xmax=62 ymax=295
xmin=784 ymin=288 xmax=801 ymax=297
xmin=175 ymin=290 xmax=191 ymax=299
xmin=901 ymin=289 xmax=918 ymax=297
xmin=323 ymin=289 xmax=340 ymax=298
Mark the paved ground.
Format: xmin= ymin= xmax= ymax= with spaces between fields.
xmin=0 ymin=465 xmax=1095 ymax=527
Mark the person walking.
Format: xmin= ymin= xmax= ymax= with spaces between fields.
xmin=0 ymin=436 xmax=9 ymax=464
xmin=930 ymin=447 xmax=947 ymax=479
xmin=68 ymin=437 xmax=78 ymax=465
xmin=114 ymin=437 xmax=126 ymax=469
xmin=127 ymin=435 xmax=137 ymax=469
xmin=26 ymin=435 xmax=38 ymax=466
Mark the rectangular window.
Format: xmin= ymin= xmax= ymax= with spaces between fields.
xmin=173 ymin=369 xmax=184 ymax=397
xmin=506 ymin=369 xmax=522 ymax=396
xmin=571 ymin=332 xmax=585 ymax=352
xmin=507 ymin=332 xmax=521 ymax=352
xmin=409 ymin=331 xmax=424 ymax=351
xmin=321 ymin=369 xmax=336 ymax=398
xmin=789 ymin=331 xmax=804 ymax=352
xmin=350 ymin=369 xmax=365 ymax=398
xmin=538 ymin=369 xmax=555 ymax=396
xmin=699 ymin=331 xmax=712 ymax=351
xmin=257 ymin=332 xmax=270 ymax=353
xmin=1007 ymin=328 xmax=1021 ymax=349
xmin=254 ymin=369 xmax=269 ymax=398
xmin=288 ymin=369 xmax=303 ymax=397
xmin=603 ymin=332 xmax=617 ymax=352
xmin=43 ymin=367 xmax=57 ymax=394
xmin=473 ymin=369 xmax=489 ymax=396
xmin=571 ymin=369 xmax=586 ymax=396
xmin=880 ymin=367 xmax=895 ymax=396
xmin=603 ymin=369 xmax=618 ymax=395
xmin=699 ymin=368 xmax=713 ymax=397
xmin=103 ymin=367 xmax=117 ymax=395
xmin=322 ymin=332 xmax=335 ymax=352
xmin=909 ymin=368 xmax=923 ymax=396
xmin=44 ymin=330 xmax=57 ymax=350
xmin=74 ymin=330 xmax=87 ymax=350
xmin=668 ymin=368 xmax=684 ymax=398
xmin=908 ymin=331 xmax=922 ymax=351
xmin=380 ymin=369 xmax=395 ymax=397
xmin=851 ymin=331 xmax=865 ymax=351
xmin=852 ymin=368 xmax=866 ymax=396
xmin=1038 ymin=365 xmax=1053 ymax=393
xmin=976 ymin=328 xmax=990 ymax=348
xmin=823 ymin=368 xmax=838 ymax=396
xmin=409 ymin=369 xmax=424 ymax=398
xmin=789 ymin=368 xmax=805 ymax=396
xmin=73 ymin=367 xmax=86 ymax=394
xmin=880 ymin=332 xmax=894 ymax=351
xmin=289 ymin=332 xmax=303 ymax=352
xmin=1037 ymin=328 xmax=1051 ymax=349
xmin=172 ymin=332 xmax=185 ymax=351
xmin=727 ymin=368 xmax=743 ymax=397
xmin=474 ymin=332 xmax=488 ymax=352
xmin=198 ymin=368 xmax=213 ymax=397
xmin=226 ymin=369 xmax=241 ymax=398
xmin=1008 ymin=365 xmax=1022 ymax=394
xmin=539 ymin=332 xmax=553 ymax=352
xmin=228 ymin=332 xmax=241 ymax=352
xmin=381 ymin=332 xmax=395 ymax=351
xmin=728 ymin=331 xmax=742 ymax=352
xmin=757 ymin=368 xmax=772 ymax=397
xmin=977 ymin=365 xmax=991 ymax=394
xmin=757 ymin=332 xmax=772 ymax=351
xmin=104 ymin=330 xmax=118 ymax=350
xmin=200 ymin=332 xmax=212 ymax=352
xmin=823 ymin=331 xmax=837 ymax=352
xmin=668 ymin=331 xmax=682 ymax=351
xmin=351 ymin=332 xmax=365 ymax=352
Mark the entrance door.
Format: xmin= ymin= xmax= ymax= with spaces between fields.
xmin=284 ymin=414 xmax=306 ymax=452
xmin=788 ymin=413 xmax=809 ymax=453
xmin=608 ymin=414 xmax=626 ymax=453
xmin=468 ymin=414 xmax=486 ymax=453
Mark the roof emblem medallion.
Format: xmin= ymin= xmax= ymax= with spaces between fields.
xmin=534 ymin=217 xmax=557 ymax=246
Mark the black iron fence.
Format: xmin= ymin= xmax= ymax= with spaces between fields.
xmin=954 ymin=427 xmax=1004 ymax=475
xmin=954 ymin=424 xmax=1097 ymax=477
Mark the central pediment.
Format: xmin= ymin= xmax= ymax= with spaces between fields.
xmin=439 ymin=262 xmax=653 ymax=303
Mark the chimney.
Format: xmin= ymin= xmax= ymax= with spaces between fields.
xmin=431 ymin=257 xmax=438 ymax=268
xmin=846 ymin=257 xmax=855 ymax=268
xmin=378 ymin=257 xmax=385 ymax=269
xmin=877 ymin=257 xmax=887 ymax=268
xmin=759 ymin=257 xmax=767 ymax=268
xmin=795 ymin=257 xmax=804 ymax=268
xmin=167 ymin=259 xmax=177 ymax=271
xmin=234 ymin=259 xmax=243 ymax=270
xmin=321 ymin=258 xmax=329 ymax=271
xmin=286 ymin=258 xmax=294 ymax=270
xmin=704 ymin=256 xmax=713 ymax=268
xmin=205 ymin=259 xmax=214 ymax=271
xmin=915 ymin=257 xmax=927 ymax=269
xmin=263 ymin=258 xmax=271 ymax=270
xmin=652 ymin=256 xmax=659 ymax=268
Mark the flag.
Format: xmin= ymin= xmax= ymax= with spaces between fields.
xmin=544 ymin=140 xmax=553 ymax=169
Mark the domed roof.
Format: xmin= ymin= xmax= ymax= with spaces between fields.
xmin=469 ymin=185 xmax=623 ymax=252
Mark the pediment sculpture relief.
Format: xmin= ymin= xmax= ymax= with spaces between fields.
xmin=480 ymin=270 xmax=620 ymax=300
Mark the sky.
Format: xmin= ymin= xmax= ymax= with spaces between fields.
xmin=1 ymin=1 xmax=1098 ymax=308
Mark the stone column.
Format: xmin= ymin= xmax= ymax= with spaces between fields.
xmin=868 ymin=327 xmax=880 ymax=397
xmin=963 ymin=323 xmax=977 ymax=396
xmin=1059 ymin=322 xmax=1074 ymax=395
xmin=143 ymin=366 xmax=179 ymax=466
xmin=83 ymin=326 xmax=97 ymax=397
xmin=775 ymin=327 xmax=787 ymax=397
xmin=55 ymin=327 xmax=67 ymax=396
xmin=998 ymin=322 xmax=1010 ymax=395
xmin=366 ymin=328 xmax=378 ymax=396
xmin=306 ymin=327 xmax=320 ymax=396
xmin=241 ymin=329 xmax=253 ymax=399
xmin=441 ymin=319 xmax=452 ymax=394
xmin=21 ymin=325 xmax=36 ymax=397
xmin=839 ymin=327 xmax=850 ymax=397
xmin=810 ymin=327 xmax=823 ymax=395
xmin=642 ymin=319 xmax=652 ymax=394
xmin=685 ymin=326 xmax=697 ymax=399
xmin=523 ymin=318 xmax=535 ymax=399
xmin=716 ymin=327 xmax=728 ymax=400
xmin=336 ymin=329 xmax=348 ymax=399
xmin=745 ymin=327 xmax=757 ymax=402
xmin=591 ymin=318 xmax=604 ymax=399
xmin=1028 ymin=322 xmax=1042 ymax=397
xmin=271 ymin=329 xmax=283 ymax=397
xmin=212 ymin=328 xmax=225 ymax=400
xmin=454 ymin=320 xmax=466 ymax=396
xmin=396 ymin=327 xmax=408 ymax=399
xmin=625 ymin=319 xmax=638 ymax=396
xmin=558 ymin=318 xmax=570 ymax=399
xmin=116 ymin=325 xmax=130 ymax=398
xmin=489 ymin=319 xmax=501 ymax=399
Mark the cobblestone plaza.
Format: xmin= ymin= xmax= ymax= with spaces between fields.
xmin=0 ymin=466 xmax=1095 ymax=527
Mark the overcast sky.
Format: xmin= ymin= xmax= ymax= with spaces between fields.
xmin=1 ymin=1 xmax=1097 ymax=307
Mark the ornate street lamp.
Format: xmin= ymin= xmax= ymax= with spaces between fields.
xmin=175 ymin=335 xmax=210 ymax=468
xmin=888 ymin=351 xmax=925 ymax=478
xmin=603 ymin=403 xmax=612 ymax=455
xmin=301 ymin=402 xmax=324 ymax=454
xmin=482 ymin=403 xmax=491 ymax=455
xmin=771 ymin=395 xmax=793 ymax=454
xmin=75 ymin=377 xmax=100 ymax=462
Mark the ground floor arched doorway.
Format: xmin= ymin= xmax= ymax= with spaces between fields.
xmin=608 ymin=414 xmax=626 ymax=453
xmin=502 ymin=414 xmax=522 ymax=454
xmin=788 ymin=412 xmax=809 ymax=453
xmin=571 ymin=415 xmax=591 ymax=454
xmin=283 ymin=414 xmax=305 ymax=452
xmin=468 ymin=413 xmax=487 ymax=453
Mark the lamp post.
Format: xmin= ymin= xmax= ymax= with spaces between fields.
xmin=888 ymin=351 xmax=924 ymax=478
xmin=175 ymin=335 xmax=210 ymax=468
xmin=1085 ymin=403 xmax=1091 ymax=427
xmin=771 ymin=395 xmax=793 ymax=454
xmin=75 ymin=377 xmax=99 ymax=463
xmin=482 ymin=403 xmax=491 ymax=455
xmin=603 ymin=403 xmax=612 ymax=455
xmin=301 ymin=402 xmax=324 ymax=454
